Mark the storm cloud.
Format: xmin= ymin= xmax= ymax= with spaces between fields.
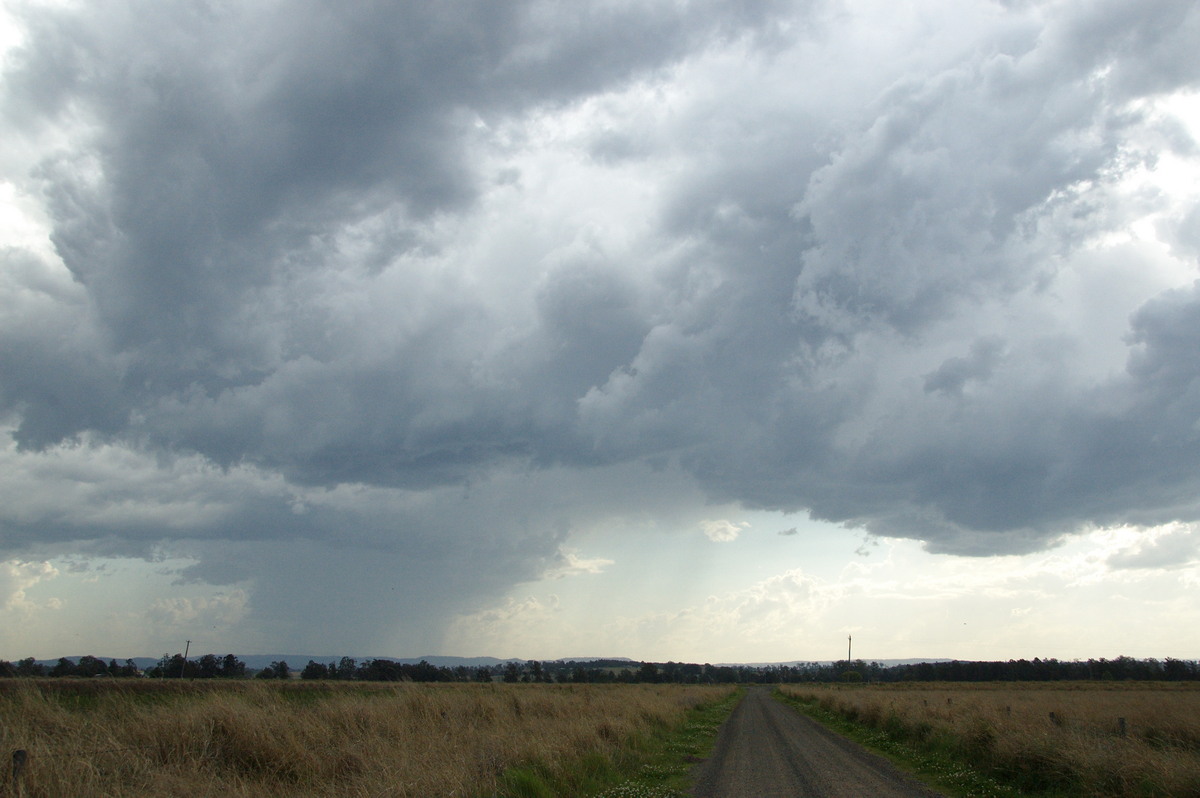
xmin=1 ymin=0 xmax=1198 ymax=652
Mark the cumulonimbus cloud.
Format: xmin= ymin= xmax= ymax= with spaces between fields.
xmin=1 ymin=0 xmax=1198 ymax=651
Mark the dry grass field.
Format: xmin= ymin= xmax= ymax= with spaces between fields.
xmin=0 ymin=679 xmax=736 ymax=797
xmin=778 ymin=682 xmax=1200 ymax=797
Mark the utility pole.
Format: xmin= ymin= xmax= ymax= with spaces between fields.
xmin=180 ymin=640 xmax=191 ymax=679
xmin=847 ymin=634 xmax=852 ymax=663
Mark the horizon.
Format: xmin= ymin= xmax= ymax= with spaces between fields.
xmin=2 ymin=0 xmax=1200 ymax=664
xmin=18 ymin=651 xmax=1200 ymax=670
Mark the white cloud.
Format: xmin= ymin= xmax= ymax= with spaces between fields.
xmin=1107 ymin=523 xmax=1200 ymax=570
xmin=443 ymin=596 xmax=563 ymax=659
xmin=543 ymin=549 xmax=615 ymax=579
xmin=146 ymin=590 xmax=249 ymax=632
xmin=701 ymin=519 xmax=749 ymax=543
xmin=0 ymin=560 xmax=58 ymax=612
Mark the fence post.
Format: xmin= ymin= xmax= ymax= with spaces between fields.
xmin=12 ymin=749 xmax=27 ymax=797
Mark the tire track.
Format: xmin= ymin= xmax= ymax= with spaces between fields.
xmin=690 ymin=686 xmax=946 ymax=798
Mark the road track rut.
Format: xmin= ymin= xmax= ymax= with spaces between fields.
xmin=690 ymin=687 xmax=946 ymax=798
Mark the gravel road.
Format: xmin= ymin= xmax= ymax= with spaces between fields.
xmin=690 ymin=687 xmax=947 ymax=798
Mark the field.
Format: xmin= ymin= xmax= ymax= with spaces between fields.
xmin=778 ymin=682 xmax=1200 ymax=797
xmin=0 ymin=679 xmax=737 ymax=797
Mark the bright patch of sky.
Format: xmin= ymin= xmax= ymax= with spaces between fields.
xmin=444 ymin=520 xmax=1200 ymax=663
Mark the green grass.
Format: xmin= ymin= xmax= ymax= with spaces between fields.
xmin=773 ymin=689 xmax=1029 ymax=798
xmin=495 ymin=688 xmax=742 ymax=798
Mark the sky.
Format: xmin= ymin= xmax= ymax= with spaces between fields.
xmin=1 ymin=0 xmax=1199 ymax=664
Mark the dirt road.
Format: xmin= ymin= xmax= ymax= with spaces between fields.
xmin=690 ymin=687 xmax=946 ymax=798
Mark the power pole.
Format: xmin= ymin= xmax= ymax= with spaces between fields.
xmin=847 ymin=634 xmax=852 ymax=663
xmin=180 ymin=640 xmax=191 ymax=679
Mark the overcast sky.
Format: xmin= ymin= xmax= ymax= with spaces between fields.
xmin=2 ymin=0 xmax=1199 ymax=663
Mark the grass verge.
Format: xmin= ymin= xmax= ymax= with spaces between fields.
xmin=776 ymin=684 xmax=1200 ymax=798
xmin=774 ymin=689 xmax=1025 ymax=798
xmin=496 ymin=687 xmax=742 ymax=798
xmin=0 ymin=681 xmax=740 ymax=797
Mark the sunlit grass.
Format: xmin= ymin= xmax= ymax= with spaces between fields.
xmin=0 ymin=679 xmax=737 ymax=797
xmin=777 ymin=682 xmax=1200 ymax=798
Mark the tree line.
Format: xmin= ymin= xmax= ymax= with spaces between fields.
xmin=0 ymin=656 xmax=142 ymax=678
xmin=291 ymin=656 xmax=1200 ymax=684
xmin=855 ymin=656 xmax=1200 ymax=683
xmin=0 ymin=653 xmax=247 ymax=679
xmin=3 ymin=654 xmax=1196 ymax=683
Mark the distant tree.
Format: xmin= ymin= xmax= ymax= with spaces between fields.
xmin=1164 ymin=658 xmax=1194 ymax=681
xmin=332 ymin=657 xmax=356 ymax=680
xmin=255 ymin=661 xmax=290 ymax=680
xmin=110 ymin=659 xmax=140 ymax=677
xmin=172 ymin=654 xmax=197 ymax=679
xmin=356 ymin=659 xmax=402 ymax=681
xmin=220 ymin=654 xmax=246 ymax=678
xmin=677 ymin=663 xmax=703 ymax=684
xmin=410 ymin=660 xmax=444 ymax=682
xmin=15 ymin=658 xmax=45 ymax=677
xmin=502 ymin=662 xmax=521 ymax=683
xmin=254 ymin=660 xmax=291 ymax=680
xmin=146 ymin=654 xmax=170 ymax=678
xmin=75 ymin=655 xmax=109 ymax=677
xmin=50 ymin=657 xmax=76 ymax=677
xmin=145 ymin=653 xmax=198 ymax=679
xmin=635 ymin=663 xmax=660 ymax=683
xmin=301 ymin=660 xmax=329 ymax=680
xmin=197 ymin=654 xmax=221 ymax=679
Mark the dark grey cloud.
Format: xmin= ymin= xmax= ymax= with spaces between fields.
xmin=2 ymin=0 xmax=804 ymax=447
xmin=0 ymin=0 xmax=822 ymax=648
xmin=0 ymin=0 xmax=844 ymax=474
xmin=2 ymin=0 xmax=1199 ymax=651
xmin=924 ymin=338 xmax=1006 ymax=397
xmin=0 ymin=250 xmax=125 ymax=448
xmin=622 ymin=0 xmax=1200 ymax=555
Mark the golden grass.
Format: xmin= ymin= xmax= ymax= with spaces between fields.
xmin=779 ymin=682 xmax=1200 ymax=797
xmin=0 ymin=680 xmax=735 ymax=797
